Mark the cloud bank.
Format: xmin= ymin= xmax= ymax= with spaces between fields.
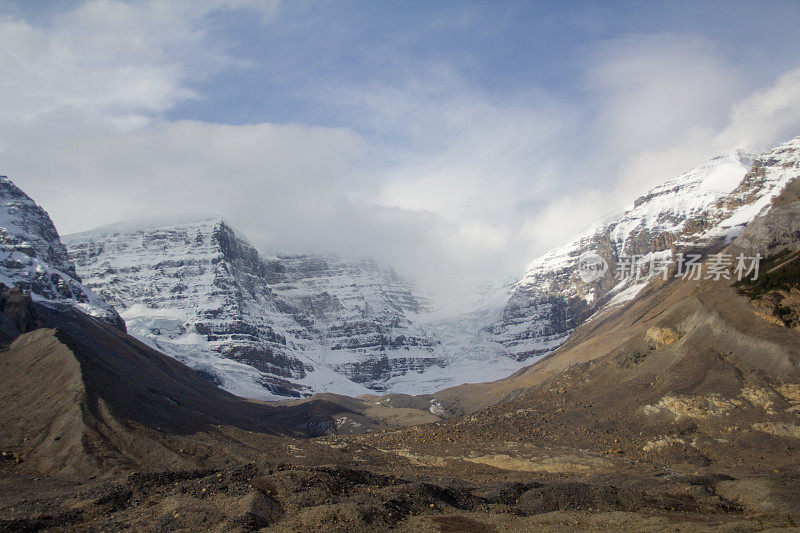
xmin=1 ymin=1 xmax=799 ymax=306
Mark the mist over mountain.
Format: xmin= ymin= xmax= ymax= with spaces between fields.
xmin=4 ymin=133 xmax=778 ymax=401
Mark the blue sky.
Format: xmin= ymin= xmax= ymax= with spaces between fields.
xmin=165 ymin=1 xmax=800 ymax=126
xmin=1 ymin=0 xmax=800 ymax=302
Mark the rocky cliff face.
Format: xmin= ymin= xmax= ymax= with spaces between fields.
xmin=732 ymin=147 xmax=800 ymax=257
xmin=67 ymin=217 xmax=316 ymax=398
xmin=493 ymin=136 xmax=800 ymax=360
xmin=65 ymin=218 xmax=441 ymax=398
xmin=0 ymin=176 xmax=123 ymax=329
xmin=269 ymin=255 xmax=442 ymax=388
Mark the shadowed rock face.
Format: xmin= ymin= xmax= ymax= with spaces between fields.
xmin=0 ymin=176 xmax=124 ymax=330
xmin=730 ymin=176 xmax=800 ymax=329
xmin=0 ymin=286 xmax=45 ymax=345
xmin=494 ymin=136 xmax=800 ymax=361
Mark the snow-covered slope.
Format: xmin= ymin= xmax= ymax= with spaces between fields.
xmin=65 ymin=218 xmax=451 ymax=399
xmin=67 ymin=217 xmax=318 ymax=399
xmin=268 ymin=255 xmax=445 ymax=388
xmin=0 ymin=176 xmax=123 ymax=329
xmin=494 ymin=136 xmax=800 ymax=360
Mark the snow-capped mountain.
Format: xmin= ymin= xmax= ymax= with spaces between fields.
xmin=39 ymin=134 xmax=800 ymax=401
xmin=0 ymin=176 xmax=123 ymax=329
xmin=493 ymin=136 xmax=800 ymax=360
xmin=65 ymin=217 xmax=448 ymax=399
xmin=66 ymin=217 xmax=315 ymax=399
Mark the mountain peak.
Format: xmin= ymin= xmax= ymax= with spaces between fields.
xmin=0 ymin=175 xmax=124 ymax=329
xmin=65 ymin=213 xmax=229 ymax=242
xmin=494 ymin=135 xmax=799 ymax=360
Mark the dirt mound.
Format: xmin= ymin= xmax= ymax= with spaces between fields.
xmin=0 ymin=328 xmax=91 ymax=475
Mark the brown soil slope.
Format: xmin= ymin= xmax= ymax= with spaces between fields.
xmin=0 ymin=292 xmax=377 ymax=477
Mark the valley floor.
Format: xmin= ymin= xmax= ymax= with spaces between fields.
xmin=1 ymin=435 xmax=798 ymax=532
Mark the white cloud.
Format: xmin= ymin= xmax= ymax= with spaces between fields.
xmin=327 ymin=66 xmax=577 ymax=261
xmin=519 ymin=191 xmax=618 ymax=257
xmin=0 ymin=0 xmax=279 ymax=129
xmin=718 ymin=67 xmax=800 ymax=150
xmin=616 ymin=66 xmax=800 ymax=200
xmin=519 ymin=37 xmax=800 ymax=265
xmin=1 ymin=2 xmax=799 ymax=306
xmin=585 ymin=34 xmax=743 ymax=156
xmin=4 ymin=120 xmax=364 ymax=230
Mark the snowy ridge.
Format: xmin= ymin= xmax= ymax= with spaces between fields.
xmin=0 ymin=176 xmax=123 ymax=328
xmin=611 ymin=150 xmax=756 ymax=251
xmin=493 ymin=136 xmax=800 ymax=361
xmin=67 ymin=216 xmax=370 ymax=399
